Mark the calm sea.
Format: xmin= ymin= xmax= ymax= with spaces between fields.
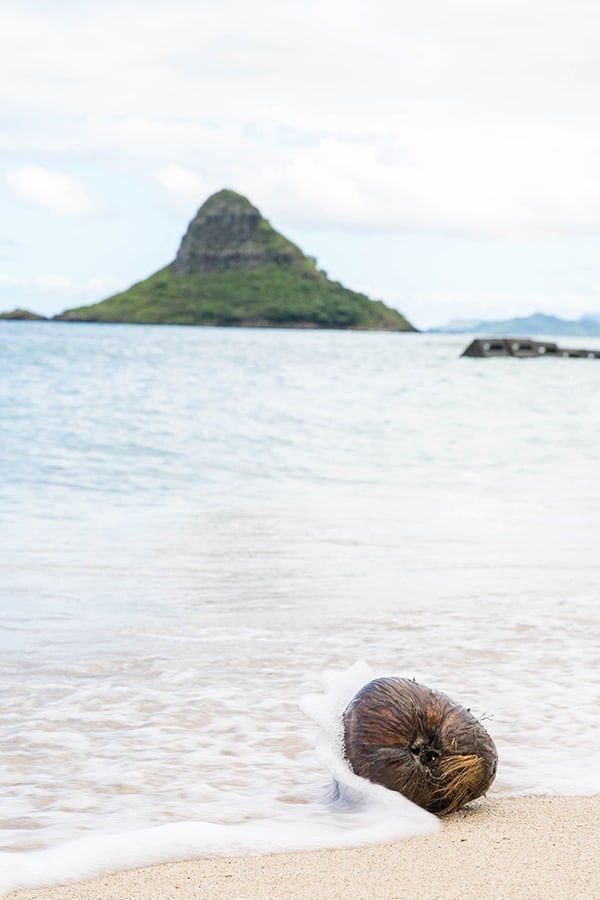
xmin=1 ymin=323 xmax=598 ymax=886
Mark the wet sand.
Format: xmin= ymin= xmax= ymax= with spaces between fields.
xmin=6 ymin=795 xmax=599 ymax=899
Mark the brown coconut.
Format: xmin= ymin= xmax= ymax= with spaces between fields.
xmin=343 ymin=677 xmax=497 ymax=815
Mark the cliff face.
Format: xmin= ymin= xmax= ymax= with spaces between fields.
xmin=56 ymin=190 xmax=416 ymax=331
xmin=172 ymin=190 xmax=303 ymax=273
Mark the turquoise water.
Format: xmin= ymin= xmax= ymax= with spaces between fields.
xmin=1 ymin=323 xmax=598 ymax=868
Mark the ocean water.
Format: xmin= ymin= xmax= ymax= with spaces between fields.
xmin=1 ymin=323 xmax=598 ymax=891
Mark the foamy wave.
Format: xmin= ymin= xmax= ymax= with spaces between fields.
xmin=0 ymin=663 xmax=438 ymax=895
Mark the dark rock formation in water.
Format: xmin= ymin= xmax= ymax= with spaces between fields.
xmin=55 ymin=190 xmax=416 ymax=331
xmin=462 ymin=337 xmax=600 ymax=359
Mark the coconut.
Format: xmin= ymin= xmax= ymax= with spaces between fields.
xmin=343 ymin=677 xmax=497 ymax=815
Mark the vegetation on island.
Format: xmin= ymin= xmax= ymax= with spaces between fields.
xmin=56 ymin=263 xmax=412 ymax=330
xmin=0 ymin=308 xmax=47 ymax=320
xmin=56 ymin=190 xmax=415 ymax=332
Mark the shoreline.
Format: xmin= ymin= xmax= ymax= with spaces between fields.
xmin=6 ymin=795 xmax=599 ymax=899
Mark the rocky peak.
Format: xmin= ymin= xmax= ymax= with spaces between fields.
xmin=172 ymin=189 xmax=304 ymax=274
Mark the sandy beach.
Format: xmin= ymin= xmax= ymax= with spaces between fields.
xmin=6 ymin=795 xmax=599 ymax=900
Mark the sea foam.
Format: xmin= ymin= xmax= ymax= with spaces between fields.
xmin=0 ymin=663 xmax=438 ymax=895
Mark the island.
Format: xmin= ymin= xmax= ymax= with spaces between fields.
xmin=0 ymin=308 xmax=47 ymax=320
xmin=54 ymin=190 xmax=415 ymax=331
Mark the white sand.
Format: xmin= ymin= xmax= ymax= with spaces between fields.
xmin=7 ymin=796 xmax=599 ymax=899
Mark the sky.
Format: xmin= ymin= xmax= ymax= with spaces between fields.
xmin=2 ymin=0 xmax=600 ymax=329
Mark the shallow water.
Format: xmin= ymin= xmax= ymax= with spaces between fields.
xmin=1 ymin=324 xmax=598 ymax=880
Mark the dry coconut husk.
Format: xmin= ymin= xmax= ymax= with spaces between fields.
xmin=343 ymin=677 xmax=497 ymax=815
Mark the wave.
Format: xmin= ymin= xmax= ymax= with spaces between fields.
xmin=0 ymin=663 xmax=438 ymax=895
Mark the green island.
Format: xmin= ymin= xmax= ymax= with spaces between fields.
xmin=0 ymin=308 xmax=47 ymax=320
xmin=54 ymin=190 xmax=415 ymax=331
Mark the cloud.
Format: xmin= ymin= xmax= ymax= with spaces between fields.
xmin=5 ymin=166 xmax=97 ymax=217
xmin=31 ymin=273 xmax=117 ymax=293
xmin=153 ymin=166 xmax=217 ymax=210
xmin=2 ymin=0 xmax=600 ymax=235
xmin=249 ymin=122 xmax=600 ymax=236
xmin=0 ymin=272 xmax=119 ymax=295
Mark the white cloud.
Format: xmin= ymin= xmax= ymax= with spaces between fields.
xmin=5 ymin=166 xmax=97 ymax=218
xmin=0 ymin=272 xmax=119 ymax=294
xmin=2 ymin=0 xmax=600 ymax=326
xmin=31 ymin=273 xmax=117 ymax=293
xmin=2 ymin=1 xmax=600 ymax=234
xmin=153 ymin=166 xmax=217 ymax=210
xmin=251 ymin=122 xmax=600 ymax=236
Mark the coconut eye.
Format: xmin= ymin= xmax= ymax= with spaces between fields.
xmin=409 ymin=744 xmax=439 ymax=765
xmin=421 ymin=749 xmax=439 ymax=764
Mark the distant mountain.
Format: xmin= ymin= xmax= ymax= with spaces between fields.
xmin=430 ymin=312 xmax=600 ymax=337
xmin=55 ymin=190 xmax=415 ymax=332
